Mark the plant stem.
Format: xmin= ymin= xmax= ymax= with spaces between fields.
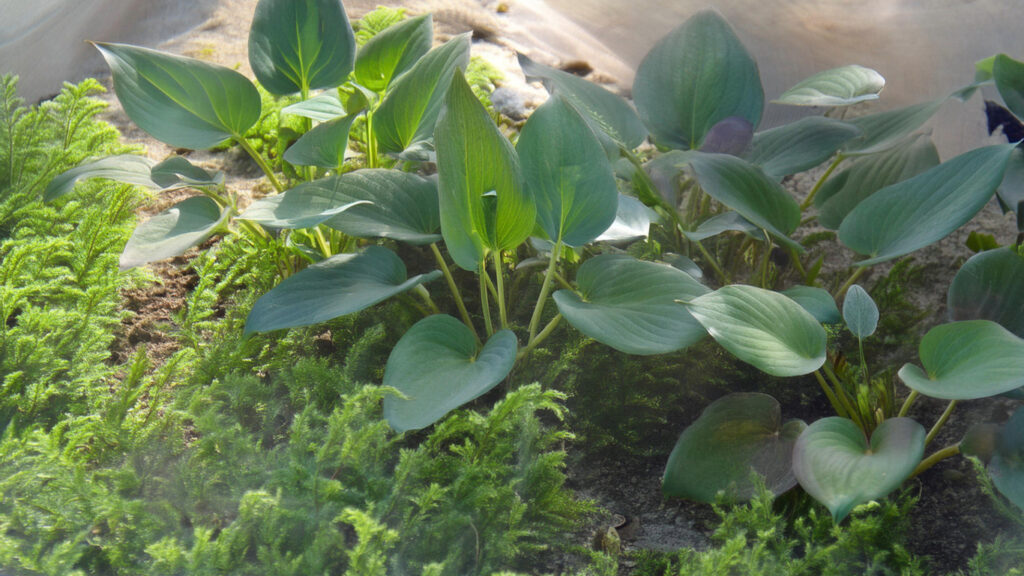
xmin=858 ymin=338 xmax=870 ymax=389
xmin=412 ymin=284 xmax=440 ymax=315
xmin=528 ymin=241 xmax=561 ymax=341
xmin=236 ymin=136 xmax=284 ymax=192
xmin=366 ymin=109 xmax=379 ymax=169
xmin=898 ymin=390 xmax=919 ymax=417
xmin=823 ymin=363 xmax=865 ymax=429
xmin=430 ymin=243 xmax=478 ymax=343
xmin=759 ymin=233 xmax=772 ymax=289
xmin=552 ymin=270 xmax=574 ymax=292
xmin=836 ymin=266 xmax=868 ymax=300
xmin=814 ymin=370 xmax=849 ymax=419
xmin=800 ymin=155 xmax=844 ymax=210
xmin=925 ymin=400 xmax=958 ymax=446
xmin=492 ymin=251 xmax=508 ymax=330
xmin=911 ymin=443 xmax=961 ymax=478
xmin=518 ymin=314 xmax=562 ymax=361
xmin=314 ymin=226 xmax=333 ymax=257
xmin=694 ymin=240 xmax=729 ymax=285
xmin=479 ymin=261 xmax=494 ymax=337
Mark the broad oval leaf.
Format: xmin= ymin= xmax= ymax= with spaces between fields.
xmin=239 ymin=176 xmax=370 ymax=229
xmin=283 ymin=90 xmax=346 ymax=121
xmin=774 ymin=65 xmax=885 ymax=107
xmin=375 ymin=34 xmax=471 ymax=156
xmin=97 ymin=43 xmax=261 ymax=150
xmin=682 ymin=211 xmax=758 ymax=243
xmin=553 ymin=255 xmax=709 ymax=355
xmin=996 ymin=147 xmax=1024 ymax=220
xmin=382 ymin=315 xmax=517 ymax=432
xmin=248 ymin=0 xmax=355 ymax=95
xmin=843 ymin=284 xmax=878 ymax=339
xmin=993 ymin=54 xmax=1024 ymax=122
xmin=839 ymin=144 xmax=1015 ymax=266
xmin=897 ymin=320 xmax=1024 ymax=400
xmin=816 ymin=133 xmax=940 ymax=230
xmin=783 ymin=286 xmax=841 ymax=325
xmin=244 ymin=246 xmax=441 ymax=334
xmin=594 ymin=194 xmax=656 ymax=244
xmin=843 ymin=99 xmax=943 ymax=156
xmin=686 ymin=152 xmax=803 ymax=252
xmin=948 ymin=247 xmax=1024 ymax=337
xmin=793 ymin=417 xmax=925 ymax=523
xmin=745 ymin=117 xmax=861 ymax=182
xmin=45 ymin=155 xmax=157 ymax=202
xmin=685 ymin=285 xmax=826 ymax=377
xmin=151 ymin=156 xmax=224 ymax=189
xmin=325 ymin=170 xmax=442 ymax=244
xmin=518 ymin=95 xmax=617 ymax=246
xmin=436 ymin=70 xmax=533 ymax=270
xmin=633 ymin=10 xmax=763 ymax=150
xmin=355 ymin=14 xmax=432 ymax=92
xmin=120 ymin=196 xmax=228 ymax=270
xmin=518 ymin=52 xmax=646 ymax=150
xmin=663 ymin=393 xmax=805 ymax=502
xmin=988 ymin=406 xmax=1024 ymax=512
xmin=283 ymin=113 xmax=358 ymax=169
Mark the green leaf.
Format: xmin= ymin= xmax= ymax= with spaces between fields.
xmin=897 ymin=320 xmax=1024 ymax=400
xmin=745 ymin=117 xmax=861 ymax=181
xmin=518 ymin=53 xmax=647 ymax=150
xmin=355 ymin=14 xmax=432 ymax=92
xmin=686 ymin=152 xmax=802 ymax=252
xmin=244 ymin=246 xmax=441 ymax=335
xmin=283 ymin=90 xmax=346 ymax=121
xmin=685 ymin=285 xmax=826 ymax=377
xmin=150 ymin=156 xmax=225 ymax=189
xmin=382 ymin=315 xmax=517 ymax=432
xmin=283 ymin=113 xmax=358 ymax=169
xmin=792 ymin=417 xmax=925 ymax=523
xmin=248 ymin=0 xmax=355 ymax=95
xmin=774 ymin=65 xmax=885 ymax=107
xmin=783 ymin=286 xmax=840 ymax=325
xmin=994 ymin=54 xmax=1024 ymax=121
xmin=239 ymin=176 xmax=371 ymax=229
xmin=843 ymin=100 xmax=943 ymax=156
xmin=997 ymin=148 xmax=1024 ymax=224
xmin=839 ymin=145 xmax=1015 ymax=266
xmin=976 ymin=56 xmax=997 ymax=83
xmin=553 ymin=254 xmax=708 ymax=355
xmin=96 ymin=43 xmax=261 ymax=149
xmin=120 ymin=196 xmax=228 ymax=270
xmin=663 ymin=393 xmax=805 ymax=502
xmin=843 ymin=284 xmax=878 ymax=339
xmin=948 ymin=247 xmax=1024 ymax=337
xmin=375 ymin=34 xmax=471 ymax=156
xmin=988 ymin=406 xmax=1024 ymax=511
xmin=435 ymin=70 xmax=533 ymax=270
xmin=816 ymin=134 xmax=939 ymax=230
xmin=633 ymin=10 xmax=762 ymax=150
xmin=594 ymin=194 xmax=656 ymax=243
xmin=518 ymin=95 xmax=618 ymax=246
xmin=682 ymin=211 xmax=758 ymax=243
xmin=45 ymin=155 xmax=157 ymax=202
xmin=325 ymin=170 xmax=442 ymax=244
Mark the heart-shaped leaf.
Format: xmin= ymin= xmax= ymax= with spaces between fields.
xmin=594 ymin=194 xmax=656 ymax=244
xmin=554 ymin=254 xmax=708 ymax=355
xmin=325 ymin=170 xmax=441 ymax=244
xmin=436 ymin=70 xmax=533 ymax=270
xmin=382 ymin=315 xmax=517 ymax=432
xmin=45 ymin=155 xmax=157 ymax=202
xmin=244 ymin=246 xmax=441 ymax=335
xmin=816 ymin=134 xmax=939 ymax=230
xmin=686 ymin=152 xmax=802 ymax=252
xmin=783 ymin=286 xmax=841 ymax=325
xmin=374 ymin=34 xmax=470 ymax=156
xmin=843 ymin=284 xmax=878 ymax=339
xmin=239 ymin=176 xmax=371 ymax=229
xmin=774 ymin=65 xmax=885 ymax=107
xmin=839 ymin=144 xmax=1015 ymax=266
xmin=283 ymin=90 xmax=346 ymax=121
xmin=948 ymin=247 xmax=1024 ymax=337
xmin=685 ymin=285 xmax=826 ymax=377
xmin=355 ymin=14 xmax=432 ymax=92
xmin=248 ymin=0 xmax=355 ymax=95
xmin=283 ymin=113 xmax=358 ymax=169
xmin=793 ymin=417 xmax=925 ymax=522
xmin=843 ymin=99 xmax=944 ymax=156
xmin=988 ymin=406 xmax=1024 ymax=511
xmin=120 ymin=196 xmax=228 ymax=270
xmin=518 ymin=95 xmax=618 ymax=247
xmin=96 ymin=43 xmax=260 ymax=150
xmin=633 ymin=10 xmax=762 ymax=150
xmin=897 ymin=320 xmax=1024 ymax=400
xmin=518 ymin=53 xmax=646 ymax=150
xmin=993 ymin=54 xmax=1024 ymax=122
xmin=663 ymin=393 xmax=805 ymax=502
xmin=745 ymin=117 xmax=861 ymax=181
